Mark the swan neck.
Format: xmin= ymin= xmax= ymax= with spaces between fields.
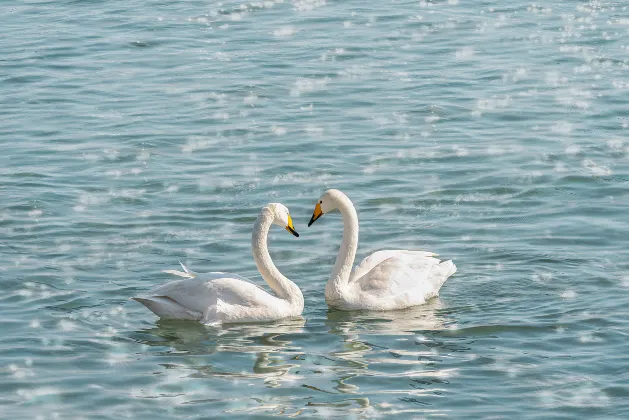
xmin=251 ymin=209 xmax=303 ymax=306
xmin=328 ymin=195 xmax=358 ymax=296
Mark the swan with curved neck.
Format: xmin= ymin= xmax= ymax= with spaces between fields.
xmin=133 ymin=203 xmax=304 ymax=324
xmin=308 ymin=189 xmax=456 ymax=311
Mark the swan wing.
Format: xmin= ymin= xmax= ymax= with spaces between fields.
xmin=134 ymin=272 xmax=278 ymax=321
xmin=350 ymin=250 xmax=438 ymax=284
xmin=351 ymin=250 xmax=456 ymax=307
xmin=132 ymin=296 xmax=203 ymax=320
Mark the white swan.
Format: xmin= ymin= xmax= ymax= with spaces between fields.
xmin=307 ymin=189 xmax=456 ymax=311
xmin=133 ymin=203 xmax=304 ymax=324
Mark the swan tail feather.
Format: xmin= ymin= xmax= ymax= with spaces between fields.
xmin=132 ymin=296 xmax=202 ymax=320
xmin=443 ymin=259 xmax=457 ymax=277
xmin=436 ymin=259 xmax=457 ymax=288
xmin=179 ymin=261 xmax=196 ymax=275
xmin=162 ymin=269 xmax=195 ymax=278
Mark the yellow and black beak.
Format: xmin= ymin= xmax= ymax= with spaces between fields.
xmin=308 ymin=202 xmax=324 ymax=227
xmin=285 ymin=214 xmax=299 ymax=237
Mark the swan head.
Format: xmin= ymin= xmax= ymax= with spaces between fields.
xmin=267 ymin=203 xmax=299 ymax=237
xmin=308 ymin=189 xmax=345 ymax=226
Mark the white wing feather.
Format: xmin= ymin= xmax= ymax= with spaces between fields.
xmin=134 ymin=271 xmax=291 ymax=323
xmin=350 ymin=250 xmax=438 ymax=284
xmin=344 ymin=250 xmax=456 ymax=310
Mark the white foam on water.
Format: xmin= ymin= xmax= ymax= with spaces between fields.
xmin=244 ymin=92 xmax=257 ymax=106
xmin=293 ymin=0 xmax=326 ymax=12
xmin=579 ymin=333 xmax=603 ymax=343
xmin=553 ymin=162 xmax=567 ymax=172
xmin=339 ymin=65 xmax=370 ymax=79
xmin=606 ymin=138 xmax=624 ymax=152
xmin=531 ymin=272 xmax=553 ymax=283
xmin=103 ymin=149 xmax=120 ymax=161
xmin=455 ymin=46 xmax=475 ymax=60
xmin=304 ymin=125 xmax=324 ymax=137
xmin=545 ymin=71 xmax=568 ymax=87
xmin=472 ymin=95 xmax=511 ymax=116
xmin=528 ymin=5 xmax=552 ymax=14
xmin=452 ymin=145 xmax=469 ymax=156
xmin=573 ymin=64 xmax=592 ymax=74
xmin=9 ymin=362 xmax=35 ymax=379
xmin=112 ymin=189 xmax=146 ymax=199
xmin=106 ymin=347 xmax=131 ymax=369
xmin=455 ymin=193 xmax=494 ymax=203
xmin=551 ymin=121 xmax=573 ymax=135
xmin=271 ymin=125 xmax=287 ymax=136
xmin=74 ymin=193 xmax=110 ymax=212
xmin=28 ymin=209 xmax=43 ymax=218
xmin=582 ymin=159 xmax=611 ymax=176
xmin=271 ymin=172 xmax=330 ymax=186
xmin=612 ymin=80 xmax=629 ymax=89
xmin=137 ymin=150 xmax=150 ymax=161
xmin=106 ymin=169 xmax=122 ymax=178
xmin=273 ymin=26 xmax=296 ymax=37
xmin=565 ymin=144 xmax=581 ymax=156
xmin=182 ymin=136 xmax=219 ymax=153
xmin=18 ymin=288 xmax=34 ymax=298
xmin=290 ymin=77 xmax=329 ymax=97
xmin=58 ymin=319 xmax=76 ymax=332
xmin=560 ymin=289 xmax=577 ymax=299
xmin=16 ymin=386 xmax=61 ymax=402
xmin=213 ymin=111 xmax=230 ymax=120
xmin=503 ymin=67 xmax=529 ymax=83
xmin=555 ymin=87 xmax=592 ymax=109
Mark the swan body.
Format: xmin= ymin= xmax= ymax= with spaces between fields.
xmin=308 ymin=189 xmax=456 ymax=311
xmin=133 ymin=203 xmax=304 ymax=324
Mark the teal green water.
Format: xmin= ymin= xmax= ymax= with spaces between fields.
xmin=2 ymin=1 xmax=629 ymax=418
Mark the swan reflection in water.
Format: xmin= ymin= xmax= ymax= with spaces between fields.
xmin=326 ymin=297 xmax=455 ymax=339
xmin=133 ymin=316 xmax=306 ymax=386
xmin=130 ymin=300 xmax=460 ymax=416
xmin=301 ymin=297 xmax=461 ymax=415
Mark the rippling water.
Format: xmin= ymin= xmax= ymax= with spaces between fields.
xmin=2 ymin=0 xmax=629 ymax=418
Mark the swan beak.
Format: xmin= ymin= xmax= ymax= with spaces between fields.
xmin=285 ymin=215 xmax=299 ymax=237
xmin=308 ymin=202 xmax=323 ymax=227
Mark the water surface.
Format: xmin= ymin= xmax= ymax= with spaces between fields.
xmin=2 ymin=0 xmax=629 ymax=418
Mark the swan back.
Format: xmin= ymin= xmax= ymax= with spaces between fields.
xmin=345 ymin=251 xmax=456 ymax=310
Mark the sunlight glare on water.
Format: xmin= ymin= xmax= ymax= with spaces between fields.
xmin=1 ymin=0 xmax=628 ymax=418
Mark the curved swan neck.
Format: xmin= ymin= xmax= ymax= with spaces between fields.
xmin=326 ymin=193 xmax=359 ymax=299
xmin=251 ymin=208 xmax=303 ymax=306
